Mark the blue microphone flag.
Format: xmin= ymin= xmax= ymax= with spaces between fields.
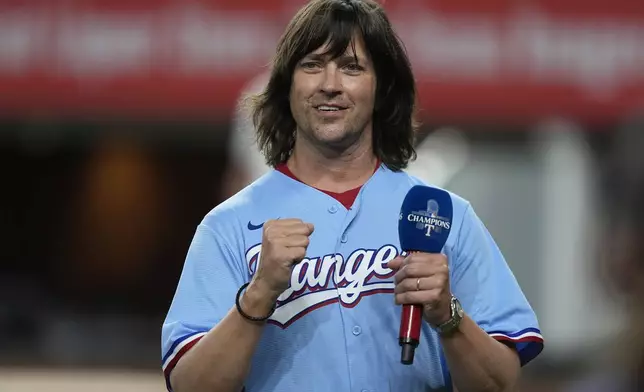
xmin=398 ymin=185 xmax=453 ymax=253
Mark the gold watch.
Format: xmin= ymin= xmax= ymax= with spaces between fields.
xmin=434 ymin=295 xmax=464 ymax=336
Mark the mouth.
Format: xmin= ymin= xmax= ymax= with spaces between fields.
xmin=314 ymin=104 xmax=348 ymax=113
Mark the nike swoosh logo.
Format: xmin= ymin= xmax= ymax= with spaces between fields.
xmin=247 ymin=221 xmax=265 ymax=231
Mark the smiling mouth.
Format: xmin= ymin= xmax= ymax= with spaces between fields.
xmin=315 ymin=105 xmax=347 ymax=112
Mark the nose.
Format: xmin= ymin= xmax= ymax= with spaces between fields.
xmin=319 ymin=64 xmax=342 ymax=95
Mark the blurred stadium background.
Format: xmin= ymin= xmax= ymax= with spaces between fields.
xmin=1 ymin=0 xmax=643 ymax=390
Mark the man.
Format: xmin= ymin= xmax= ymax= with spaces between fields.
xmin=563 ymin=118 xmax=644 ymax=392
xmin=161 ymin=1 xmax=543 ymax=391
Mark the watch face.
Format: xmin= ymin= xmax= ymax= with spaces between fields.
xmin=453 ymin=297 xmax=464 ymax=317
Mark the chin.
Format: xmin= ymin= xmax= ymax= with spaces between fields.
xmin=315 ymin=131 xmax=355 ymax=148
xmin=312 ymin=125 xmax=348 ymax=140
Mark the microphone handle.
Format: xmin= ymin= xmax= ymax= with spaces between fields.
xmin=399 ymin=303 xmax=423 ymax=365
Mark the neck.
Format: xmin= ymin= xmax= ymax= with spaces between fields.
xmin=287 ymin=130 xmax=378 ymax=193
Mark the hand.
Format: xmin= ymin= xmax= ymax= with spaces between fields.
xmin=387 ymin=252 xmax=452 ymax=326
xmin=250 ymin=219 xmax=314 ymax=303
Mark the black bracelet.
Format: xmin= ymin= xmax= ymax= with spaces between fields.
xmin=235 ymin=282 xmax=276 ymax=322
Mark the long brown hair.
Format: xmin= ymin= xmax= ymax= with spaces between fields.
xmin=242 ymin=0 xmax=418 ymax=171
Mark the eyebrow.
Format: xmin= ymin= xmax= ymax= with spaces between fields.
xmin=304 ymin=52 xmax=364 ymax=63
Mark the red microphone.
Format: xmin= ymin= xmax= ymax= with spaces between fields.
xmin=397 ymin=186 xmax=453 ymax=365
xmin=399 ymin=258 xmax=423 ymax=364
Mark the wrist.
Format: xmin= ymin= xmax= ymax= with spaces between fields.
xmin=428 ymin=307 xmax=452 ymax=326
xmin=241 ymin=280 xmax=279 ymax=318
xmin=433 ymin=295 xmax=464 ymax=337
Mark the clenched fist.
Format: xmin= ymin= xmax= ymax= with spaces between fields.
xmin=387 ymin=252 xmax=452 ymax=326
xmin=251 ymin=218 xmax=314 ymax=303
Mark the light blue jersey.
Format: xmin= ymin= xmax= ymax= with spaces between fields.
xmin=161 ymin=164 xmax=544 ymax=392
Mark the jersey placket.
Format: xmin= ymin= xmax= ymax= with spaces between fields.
xmin=332 ymin=197 xmax=378 ymax=392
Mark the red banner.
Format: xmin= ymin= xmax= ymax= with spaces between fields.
xmin=1 ymin=0 xmax=644 ymax=123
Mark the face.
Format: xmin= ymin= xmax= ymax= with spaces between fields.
xmin=289 ymin=33 xmax=377 ymax=151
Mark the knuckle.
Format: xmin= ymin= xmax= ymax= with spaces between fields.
xmin=263 ymin=224 xmax=275 ymax=238
xmin=396 ymin=293 xmax=405 ymax=304
xmin=405 ymin=264 xmax=419 ymax=277
xmin=399 ymin=292 xmax=408 ymax=303
xmin=411 ymin=253 xmax=426 ymax=263
xmin=403 ymin=292 xmax=415 ymax=303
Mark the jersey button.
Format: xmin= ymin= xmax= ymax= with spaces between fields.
xmin=352 ymin=325 xmax=361 ymax=336
xmin=328 ymin=205 xmax=338 ymax=214
xmin=341 ymin=233 xmax=348 ymax=243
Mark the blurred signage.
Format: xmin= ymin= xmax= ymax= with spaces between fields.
xmin=1 ymin=0 xmax=643 ymax=123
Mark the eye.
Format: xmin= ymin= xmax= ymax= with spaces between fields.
xmin=344 ymin=63 xmax=364 ymax=73
xmin=300 ymin=61 xmax=321 ymax=70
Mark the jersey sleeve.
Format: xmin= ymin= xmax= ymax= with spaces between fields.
xmin=161 ymin=220 xmax=248 ymax=391
xmin=449 ymin=202 xmax=544 ymax=366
